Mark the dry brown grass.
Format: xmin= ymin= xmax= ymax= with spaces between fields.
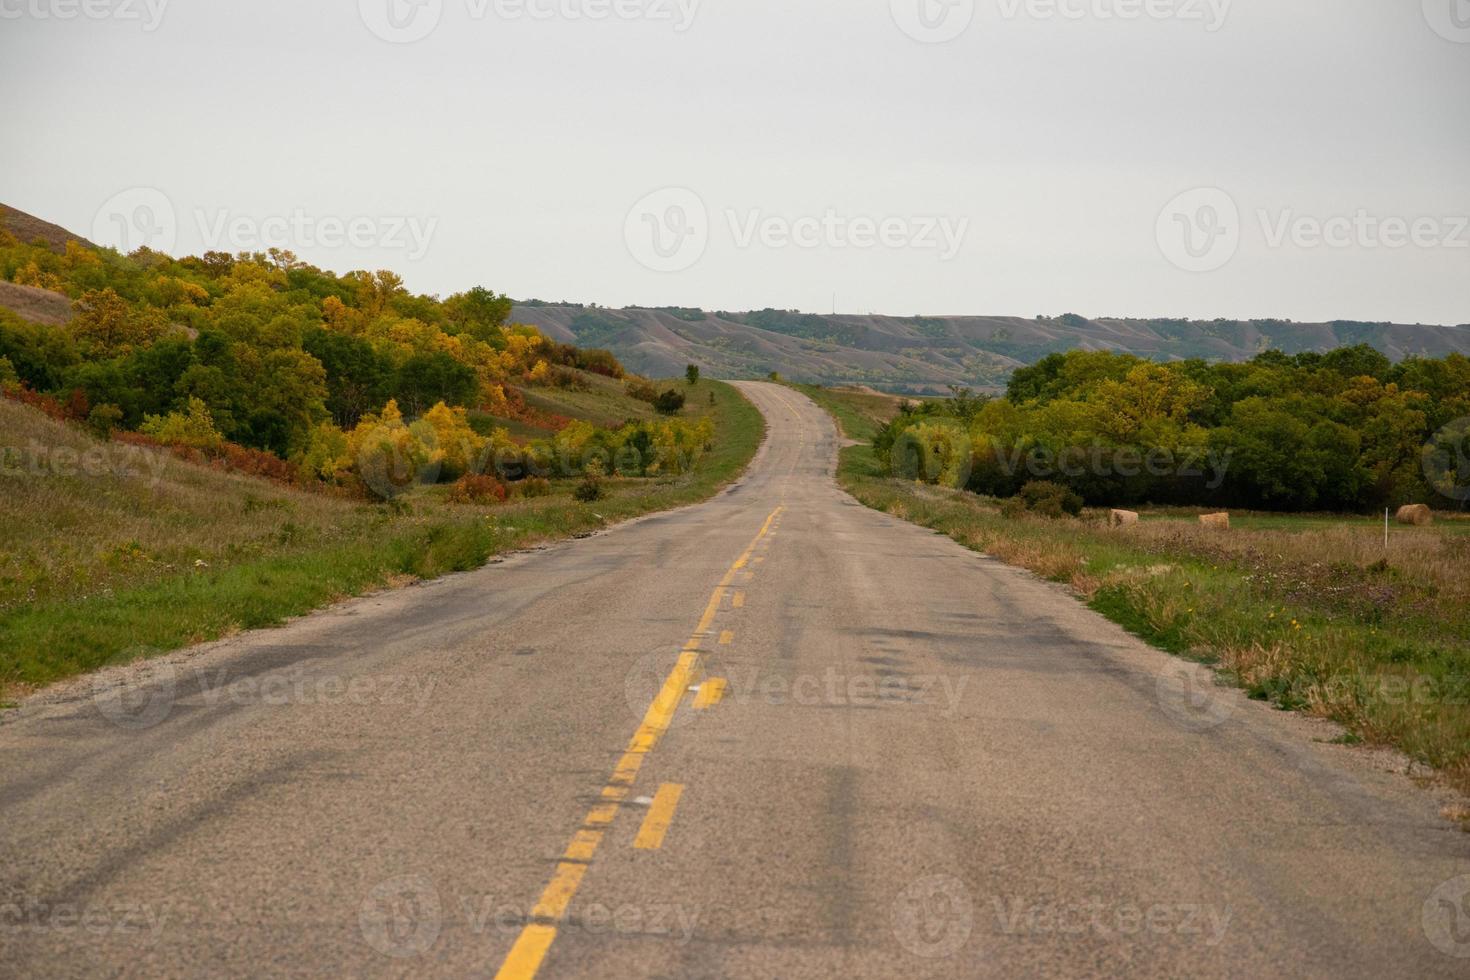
xmin=0 ymin=280 xmax=72 ymax=326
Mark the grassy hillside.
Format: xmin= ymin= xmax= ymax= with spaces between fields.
xmin=515 ymin=304 xmax=1470 ymax=395
xmin=802 ymin=382 xmax=1470 ymax=803
xmin=0 ymin=376 xmax=762 ymax=697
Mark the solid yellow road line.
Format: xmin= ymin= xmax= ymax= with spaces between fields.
xmin=693 ymin=678 xmax=726 ymax=709
xmin=497 ymin=925 xmax=558 ymax=979
xmin=634 ymin=783 xmax=685 ymax=850
xmin=491 ymin=505 xmax=782 ymax=980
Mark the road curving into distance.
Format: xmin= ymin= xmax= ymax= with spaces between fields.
xmin=2 ymin=381 xmax=1469 ymax=978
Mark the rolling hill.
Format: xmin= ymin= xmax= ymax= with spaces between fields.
xmin=513 ymin=304 xmax=1470 ymax=395
xmin=3 ymin=202 xmax=1463 ymax=395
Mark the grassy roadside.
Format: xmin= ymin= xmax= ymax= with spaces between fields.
xmin=795 ymin=382 xmax=1470 ymax=801
xmin=0 ymin=379 xmax=763 ymax=697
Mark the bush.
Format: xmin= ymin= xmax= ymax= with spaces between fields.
xmin=1017 ymin=480 xmax=1084 ymax=518
xmin=139 ymin=397 xmax=224 ymax=451
xmin=652 ymin=389 xmax=686 ymax=415
xmin=87 ymin=403 xmax=124 ymax=437
xmin=573 ymin=469 xmax=603 ymax=502
xmin=625 ymin=377 xmax=658 ymax=403
xmin=548 ymin=365 xmax=589 ymax=390
xmin=448 ymin=474 xmax=508 ymax=504
xmin=517 ymin=476 xmax=551 ymax=498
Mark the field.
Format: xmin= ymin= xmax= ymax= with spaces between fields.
xmin=796 ymin=382 xmax=1470 ymax=802
xmin=0 ymin=376 xmax=763 ymax=698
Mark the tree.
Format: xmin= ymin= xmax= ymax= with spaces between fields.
xmin=394 ymin=351 xmax=478 ymax=415
xmin=70 ymin=288 xmax=166 ymax=356
xmin=686 ymin=364 xmax=700 ymax=385
xmin=653 ymin=389 xmax=686 ymax=415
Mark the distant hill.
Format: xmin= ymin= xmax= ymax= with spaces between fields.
xmin=0 ymin=204 xmax=96 ymax=254
xmin=512 ymin=305 xmax=1470 ymax=394
xmin=4 ymin=202 xmax=1463 ymax=395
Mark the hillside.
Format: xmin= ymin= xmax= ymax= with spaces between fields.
xmin=0 ymin=203 xmax=96 ymax=254
xmin=514 ymin=304 xmax=1470 ymax=394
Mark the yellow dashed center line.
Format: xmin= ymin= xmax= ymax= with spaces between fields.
xmin=491 ymin=505 xmax=783 ymax=980
xmin=719 ymin=630 xmax=734 ymax=645
xmin=732 ymin=591 xmax=746 ymax=609
xmin=633 ymin=783 xmax=685 ymax=850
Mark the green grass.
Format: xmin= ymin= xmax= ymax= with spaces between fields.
xmin=801 ymin=383 xmax=1470 ymax=800
xmin=0 ymin=378 xmax=763 ymax=695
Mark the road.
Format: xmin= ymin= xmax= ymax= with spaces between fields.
xmin=3 ymin=381 xmax=1469 ymax=978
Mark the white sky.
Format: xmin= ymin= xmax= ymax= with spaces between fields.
xmin=4 ymin=0 xmax=1468 ymax=324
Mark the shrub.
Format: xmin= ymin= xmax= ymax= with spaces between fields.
xmin=576 ymin=348 xmax=625 ymax=379
xmin=625 ymin=377 xmax=658 ymax=403
xmin=652 ymin=389 xmax=686 ymax=415
xmin=685 ymin=364 xmax=700 ymax=385
xmin=87 ymin=403 xmax=124 ymax=437
xmin=548 ymin=365 xmax=589 ymax=390
xmin=1017 ymin=480 xmax=1084 ymax=518
xmin=448 ymin=474 xmax=508 ymax=504
xmin=517 ymin=476 xmax=551 ymax=498
xmin=573 ymin=469 xmax=603 ymax=502
xmin=139 ymin=397 xmax=224 ymax=450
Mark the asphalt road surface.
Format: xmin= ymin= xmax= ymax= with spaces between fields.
xmin=4 ymin=382 xmax=1470 ymax=978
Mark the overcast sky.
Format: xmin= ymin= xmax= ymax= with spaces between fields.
xmin=4 ymin=0 xmax=1468 ymax=324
